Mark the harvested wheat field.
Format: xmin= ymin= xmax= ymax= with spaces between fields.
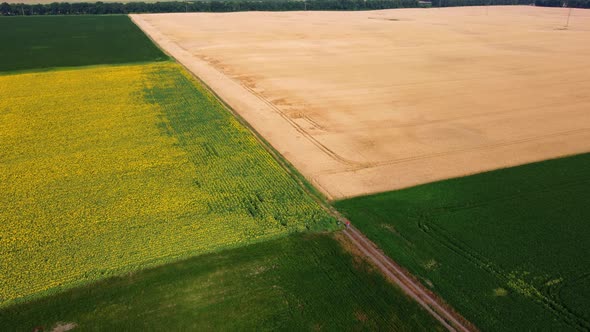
xmin=132 ymin=6 xmax=590 ymax=199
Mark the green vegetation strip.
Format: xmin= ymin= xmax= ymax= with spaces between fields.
xmin=6 ymin=0 xmax=589 ymax=16
xmin=0 ymin=15 xmax=167 ymax=72
xmin=0 ymin=233 xmax=444 ymax=331
xmin=335 ymin=153 xmax=590 ymax=331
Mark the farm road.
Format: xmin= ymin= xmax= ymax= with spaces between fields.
xmin=132 ymin=13 xmax=477 ymax=330
xmin=343 ymin=225 xmax=475 ymax=332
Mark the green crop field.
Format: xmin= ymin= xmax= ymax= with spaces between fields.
xmin=0 ymin=233 xmax=444 ymax=331
xmin=0 ymin=15 xmax=166 ymax=72
xmin=335 ymin=154 xmax=590 ymax=331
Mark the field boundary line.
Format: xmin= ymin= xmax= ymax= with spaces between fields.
xmin=129 ymin=15 xmax=337 ymax=206
xmin=131 ymin=15 xmax=477 ymax=331
xmin=130 ymin=15 xmax=368 ymax=170
xmin=342 ymin=225 xmax=477 ymax=332
xmin=0 ymin=59 xmax=172 ymax=77
xmin=317 ymin=128 xmax=590 ymax=177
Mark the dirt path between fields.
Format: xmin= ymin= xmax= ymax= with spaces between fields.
xmin=133 ymin=13 xmax=477 ymax=329
xmin=341 ymin=225 xmax=475 ymax=332
xmin=132 ymin=13 xmax=478 ymax=330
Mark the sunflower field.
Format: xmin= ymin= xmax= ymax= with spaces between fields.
xmin=0 ymin=62 xmax=334 ymax=307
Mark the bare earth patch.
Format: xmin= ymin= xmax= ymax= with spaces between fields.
xmin=51 ymin=322 xmax=77 ymax=332
xmin=132 ymin=7 xmax=590 ymax=199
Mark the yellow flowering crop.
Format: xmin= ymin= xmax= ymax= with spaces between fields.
xmin=0 ymin=62 xmax=333 ymax=307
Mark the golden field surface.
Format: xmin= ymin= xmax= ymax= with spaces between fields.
xmin=133 ymin=6 xmax=590 ymax=199
xmin=0 ymin=62 xmax=333 ymax=306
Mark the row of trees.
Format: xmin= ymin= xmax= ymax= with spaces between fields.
xmin=0 ymin=0 xmax=421 ymax=15
xmin=535 ymin=0 xmax=590 ymax=7
xmin=434 ymin=0 xmax=589 ymax=6
xmin=434 ymin=0 xmax=532 ymax=6
xmin=1 ymin=0 xmax=588 ymax=15
xmin=567 ymin=0 xmax=590 ymax=7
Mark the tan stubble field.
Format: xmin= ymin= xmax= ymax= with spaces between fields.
xmin=132 ymin=6 xmax=590 ymax=199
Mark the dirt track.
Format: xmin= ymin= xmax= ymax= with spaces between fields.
xmin=132 ymin=7 xmax=590 ymax=199
xmin=342 ymin=225 xmax=474 ymax=332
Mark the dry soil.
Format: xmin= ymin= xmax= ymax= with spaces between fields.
xmin=132 ymin=7 xmax=590 ymax=199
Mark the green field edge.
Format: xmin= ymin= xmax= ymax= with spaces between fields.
xmin=130 ymin=15 xmax=342 ymax=224
xmin=335 ymin=151 xmax=589 ymax=203
xmin=173 ymin=61 xmax=346 ymax=227
xmin=189 ymin=68 xmax=333 ymax=209
xmin=0 ymin=58 xmax=170 ymax=77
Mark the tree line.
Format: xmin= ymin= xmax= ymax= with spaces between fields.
xmin=437 ymin=0 xmax=589 ymax=6
xmin=0 ymin=0 xmax=418 ymax=15
xmin=535 ymin=0 xmax=590 ymax=7
xmin=435 ymin=0 xmax=530 ymax=6
xmin=1 ymin=0 xmax=588 ymax=16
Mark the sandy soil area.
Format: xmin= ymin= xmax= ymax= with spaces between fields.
xmin=132 ymin=7 xmax=590 ymax=199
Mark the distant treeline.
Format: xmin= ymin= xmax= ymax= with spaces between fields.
xmin=1 ymin=0 xmax=588 ymax=16
xmin=436 ymin=0 xmax=589 ymax=6
xmin=435 ymin=0 xmax=529 ymax=6
xmin=535 ymin=0 xmax=590 ymax=7
xmin=0 ymin=0 xmax=417 ymax=15
xmin=432 ymin=0 xmax=534 ymax=7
